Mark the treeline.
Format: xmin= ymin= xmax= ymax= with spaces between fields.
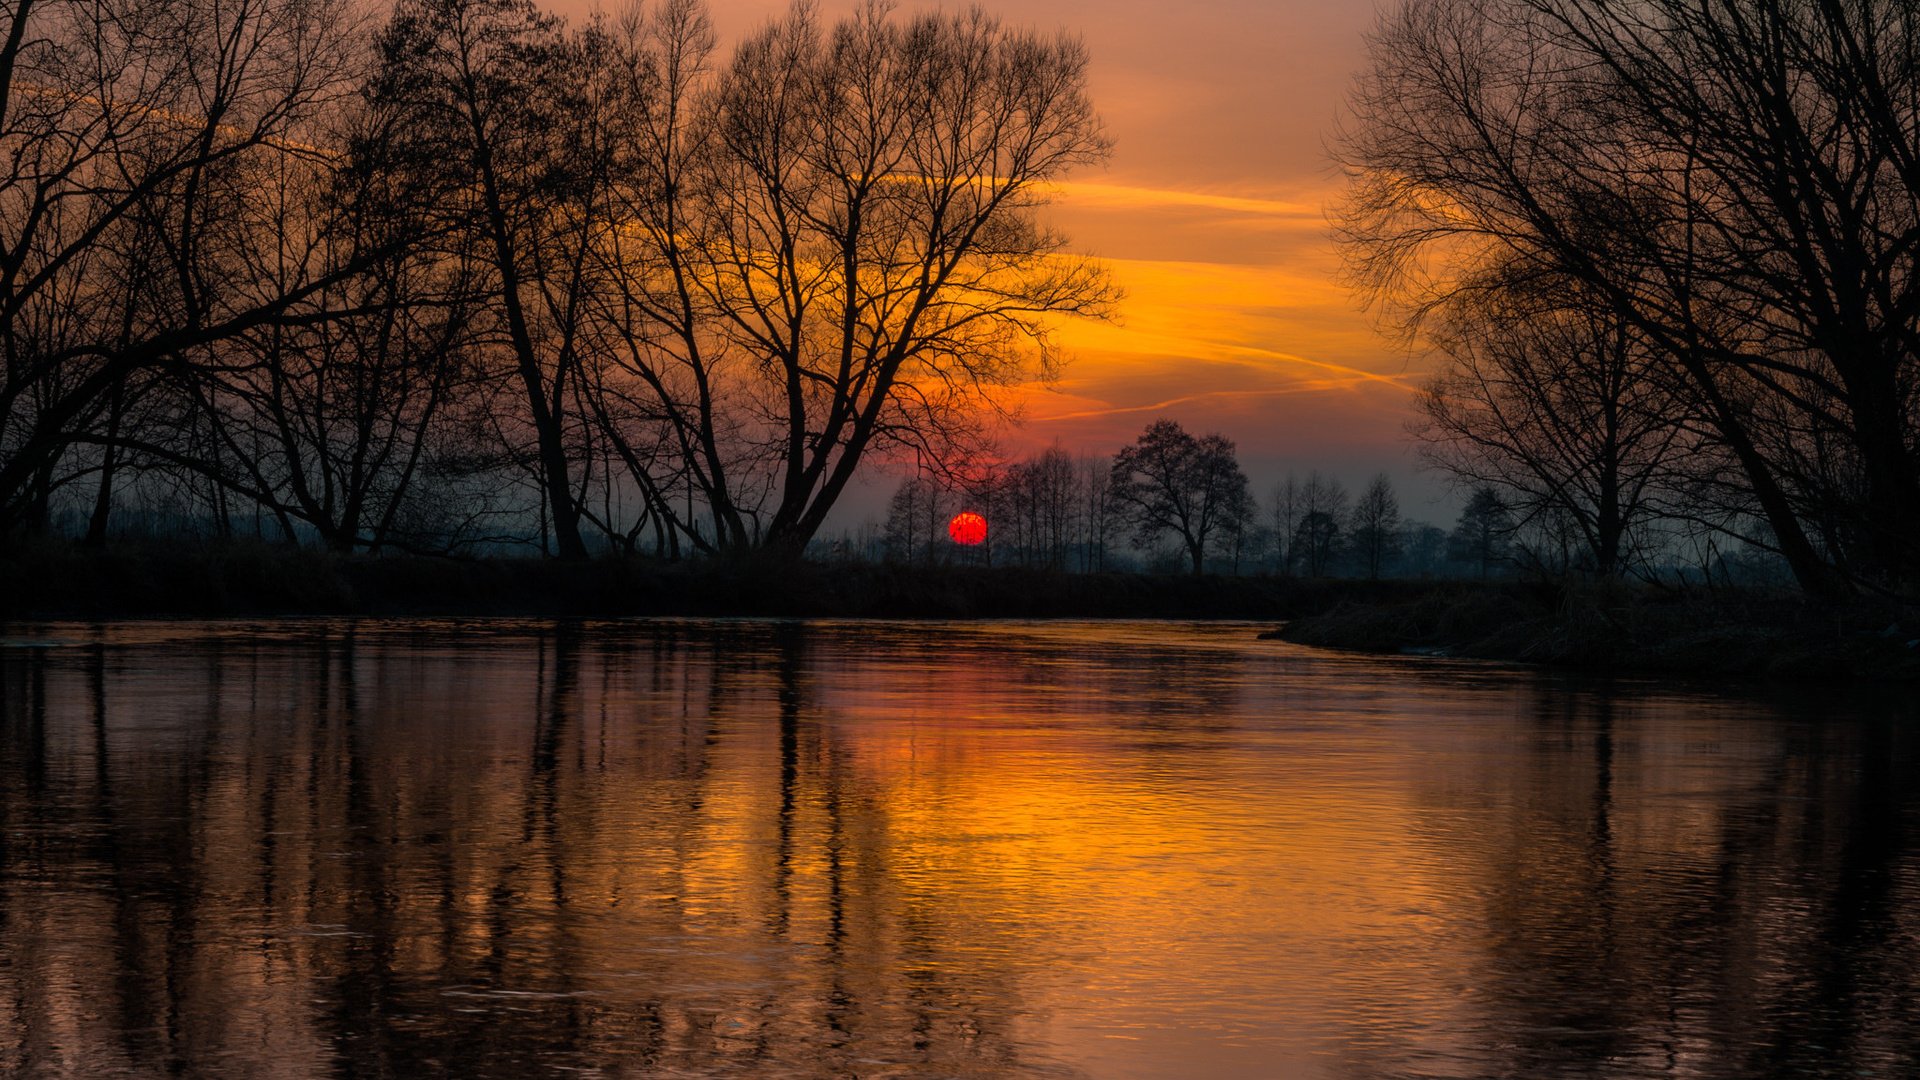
xmin=1340 ymin=0 xmax=1920 ymax=603
xmin=0 ymin=0 xmax=1110 ymax=558
xmin=862 ymin=418 xmax=1578 ymax=581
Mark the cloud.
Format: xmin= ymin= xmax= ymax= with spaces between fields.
xmin=1051 ymin=181 xmax=1324 ymax=222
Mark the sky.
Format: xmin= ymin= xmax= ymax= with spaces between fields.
xmin=555 ymin=0 xmax=1450 ymax=522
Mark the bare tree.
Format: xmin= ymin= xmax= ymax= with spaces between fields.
xmin=0 ymin=0 xmax=1117 ymax=561
xmin=1350 ymin=473 xmax=1402 ymax=580
xmin=1415 ymin=284 xmax=1685 ymax=578
xmin=1078 ymin=451 xmax=1112 ymax=571
xmin=883 ymin=472 xmax=950 ymax=564
xmin=183 ymin=112 xmax=491 ymax=553
xmin=1108 ymin=419 xmax=1252 ymax=575
xmin=1024 ymin=441 xmax=1077 ymax=570
xmin=1271 ymin=474 xmax=1303 ymax=575
xmin=0 ymin=0 xmax=367 ymax=536
xmin=1290 ymin=471 xmax=1348 ymax=577
xmin=596 ymin=0 xmax=1115 ymax=556
xmin=374 ymin=0 xmax=621 ymax=559
xmin=1337 ymin=0 xmax=1920 ymax=599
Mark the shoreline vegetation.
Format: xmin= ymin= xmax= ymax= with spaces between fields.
xmin=4 ymin=541 xmax=1915 ymax=682
xmin=1270 ymin=585 xmax=1920 ymax=682
xmin=0 ymin=540 xmax=1331 ymax=621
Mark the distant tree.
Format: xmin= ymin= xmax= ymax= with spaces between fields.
xmin=1078 ymin=452 xmax=1113 ymax=571
xmin=1450 ymin=487 xmax=1513 ymax=579
xmin=1401 ymin=522 xmax=1449 ymax=577
xmin=1289 ymin=472 xmax=1348 ymax=576
xmin=1108 ymin=419 xmax=1252 ymax=575
xmin=1219 ymin=484 xmax=1259 ymax=574
xmin=1271 ymin=475 xmax=1303 ymax=574
xmin=1349 ymin=473 xmax=1402 ymax=579
xmin=1026 ymin=442 xmax=1078 ymax=571
xmin=1294 ymin=511 xmax=1342 ymax=577
xmin=883 ymin=475 xmax=949 ymax=565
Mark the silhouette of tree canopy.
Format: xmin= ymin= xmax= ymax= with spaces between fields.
xmin=592 ymin=0 xmax=1115 ymax=556
xmin=1451 ymin=486 xmax=1514 ymax=578
xmin=1350 ymin=473 xmax=1402 ymax=580
xmin=1339 ymin=0 xmax=1920 ymax=600
xmin=1413 ymin=282 xmax=1686 ymax=578
xmin=1107 ymin=418 xmax=1253 ymax=575
xmin=0 ymin=0 xmax=1112 ymax=558
xmin=1275 ymin=471 xmax=1347 ymax=577
xmin=0 ymin=0 xmax=374 ymax=537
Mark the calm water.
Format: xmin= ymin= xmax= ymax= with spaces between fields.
xmin=0 ymin=620 xmax=1915 ymax=1078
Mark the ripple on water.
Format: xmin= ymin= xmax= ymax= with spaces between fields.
xmin=0 ymin=618 xmax=1912 ymax=1079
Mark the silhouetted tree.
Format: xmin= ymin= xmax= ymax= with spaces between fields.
xmin=1414 ymin=285 xmax=1683 ymax=578
xmin=190 ymin=132 xmax=487 ymax=553
xmin=883 ymin=474 xmax=949 ymax=565
xmin=1451 ymin=486 xmax=1513 ymax=579
xmin=0 ymin=0 xmax=1116 ymax=560
xmin=1294 ymin=511 xmax=1342 ymax=578
xmin=1288 ymin=472 xmax=1348 ymax=577
xmin=0 ymin=0 xmax=369 ymax=536
xmin=374 ymin=0 xmax=630 ymax=559
xmin=594 ymin=0 xmax=1116 ymax=556
xmin=1109 ymin=419 xmax=1252 ymax=575
xmin=1350 ymin=473 xmax=1402 ymax=580
xmin=1078 ymin=452 xmax=1113 ymax=571
xmin=1339 ymin=0 xmax=1920 ymax=599
xmin=1402 ymin=521 xmax=1449 ymax=577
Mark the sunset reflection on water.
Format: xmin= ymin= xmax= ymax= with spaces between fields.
xmin=0 ymin=620 xmax=1914 ymax=1078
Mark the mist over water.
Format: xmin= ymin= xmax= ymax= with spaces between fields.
xmin=0 ymin=620 xmax=1914 ymax=1078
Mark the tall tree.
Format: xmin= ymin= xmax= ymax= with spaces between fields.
xmin=373 ymin=0 xmax=612 ymax=559
xmin=0 ymin=0 xmax=365 ymax=536
xmin=1414 ymin=284 xmax=1684 ymax=578
xmin=1338 ymin=0 xmax=1920 ymax=599
xmin=596 ymin=0 xmax=1115 ymax=556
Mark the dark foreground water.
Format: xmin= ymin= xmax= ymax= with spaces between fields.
xmin=0 ymin=620 xmax=1915 ymax=1079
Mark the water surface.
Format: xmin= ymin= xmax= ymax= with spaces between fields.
xmin=0 ymin=619 xmax=1914 ymax=1077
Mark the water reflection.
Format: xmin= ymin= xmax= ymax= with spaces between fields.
xmin=0 ymin=620 xmax=1913 ymax=1078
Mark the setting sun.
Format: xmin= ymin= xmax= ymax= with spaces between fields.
xmin=948 ymin=511 xmax=989 ymax=546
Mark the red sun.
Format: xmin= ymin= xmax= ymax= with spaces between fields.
xmin=947 ymin=511 xmax=988 ymax=546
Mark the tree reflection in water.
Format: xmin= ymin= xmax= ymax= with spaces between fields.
xmin=0 ymin=621 xmax=1913 ymax=1078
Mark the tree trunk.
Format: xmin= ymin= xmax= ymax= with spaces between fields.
xmin=1849 ymin=368 xmax=1920 ymax=596
xmin=83 ymin=382 xmax=126 ymax=547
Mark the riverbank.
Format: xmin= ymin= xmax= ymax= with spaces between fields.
xmin=0 ymin=539 xmax=1413 ymax=621
xmin=11 ymin=544 xmax=1915 ymax=680
xmin=1269 ymin=583 xmax=1920 ymax=681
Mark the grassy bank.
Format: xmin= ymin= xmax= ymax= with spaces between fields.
xmin=0 ymin=539 xmax=1425 ymax=621
xmin=1270 ymin=581 xmax=1920 ymax=681
xmin=13 ymin=543 xmax=1915 ymax=681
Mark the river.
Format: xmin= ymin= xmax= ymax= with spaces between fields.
xmin=0 ymin=619 xmax=1913 ymax=1078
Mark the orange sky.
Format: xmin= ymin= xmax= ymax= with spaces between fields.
xmin=555 ymin=0 xmax=1443 ymax=517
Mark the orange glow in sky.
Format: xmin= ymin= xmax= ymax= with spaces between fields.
xmin=552 ymin=0 xmax=1425 ymax=504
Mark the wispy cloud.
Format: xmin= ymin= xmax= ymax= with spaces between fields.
xmin=1051 ymin=181 xmax=1324 ymax=222
xmin=1030 ymin=379 xmax=1406 ymax=424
